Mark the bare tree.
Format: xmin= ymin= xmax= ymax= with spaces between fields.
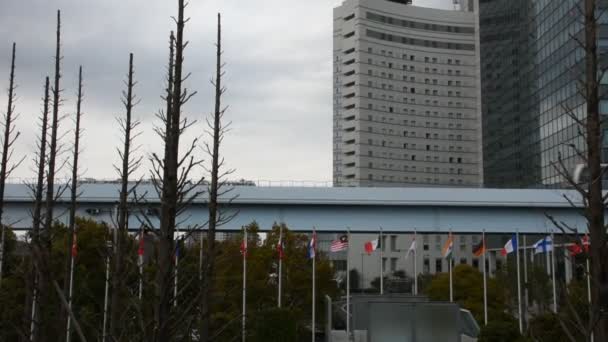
xmin=61 ymin=65 xmax=84 ymax=342
xmin=149 ymin=1 xmax=205 ymax=339
xmin=200 ymin=13 xmax=237 ymax=342
xmin=44 ymin=9 xmax=64 ymax=235
xmin=581 ymin=1 xmax=608 ymax=340
xmin=35 ymin=10 xmax=67 ymax=341
xmin=0 ymin=42 xmax=24 ymax=287
xmin=547 ymin=0 xmax=608 ymax=340
xmin=109 ymin=52 xmax=143 ymax=341
xmin=24 ymin=76 xmax=50 ymax=342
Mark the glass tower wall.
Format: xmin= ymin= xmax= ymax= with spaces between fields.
xmin=480 ymin=0 xmax=608 ymax=188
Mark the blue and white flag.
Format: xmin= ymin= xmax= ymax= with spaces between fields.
xmin=307 ymin=230 xmax=317 ymax=259
xmin=533 ymin=236 xmax=553 ymax=254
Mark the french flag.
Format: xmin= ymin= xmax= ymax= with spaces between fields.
xmin=501 ymin=234 xmax=518 ymax=256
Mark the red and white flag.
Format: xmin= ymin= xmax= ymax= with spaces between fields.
xmin=240 ymin=237 xmax=248 ymax=257
xmin=138 ymin=232 xmax=145 ymax=265
xmin=364 ymin=238 xmax=379 ymax=255
xmin=71 ymin=231 xmax=78 ymax=257
xmin=277 ymin=237 xmax=285 ymax=260
xmin=569 ymin=235 xmax=590 ymax=256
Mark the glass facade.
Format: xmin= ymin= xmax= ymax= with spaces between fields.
xmin=480 ymin=0 xmax=608 ymax=188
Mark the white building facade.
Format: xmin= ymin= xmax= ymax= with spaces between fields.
xmin=319 ymin=232 xmax=497 ymax=290
xmin=333 ymin=0 xmax=483 ymax=187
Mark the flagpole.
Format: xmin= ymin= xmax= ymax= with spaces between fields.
xmin=516 ymin=231 xmax=523 ymax=334
xmin=30 ymin=274 xmax=38 ymax=341
xmin=523 ymin=234 xmax=528 ymax=324
xmin=311 ymin=227 xmax=316 ymax=342
xmin=545 ymin=236 xmax=551 ymax=276
xmin=66 ymin=251 xmax=75 ymax=342
xmin=139 ymin=230 xmax=144 ymax=300
xmin=449 ymin=257 xmax=453 ymax=302
xmin=102 ymin=241 xmax=111 ymax=342
xmin=346 ymin=227 xmax=351 ymax=341
xmin=199 ymin=230 xmax=204 ymax=283
xmin=414 ymin=229 xmax=418 ymax=295
xmin=379 ymin=226 xmax=383 ymax=295
xmin=278 ymin=225 xmax=283 ymax=308
xmin=174 ymin=242 xmax=179 ymax=308
xmin=242 ymin=227 xmax=247 ymax=342
xmin=449 ymin=231 xmax=453 ymax=303
xmin=482 ymin=230 xmax=487 ymax=325
xmin=550 ymin=229 xmax=557 ymax=313
xmin=587 ymin=258 xmax=593 ymax=342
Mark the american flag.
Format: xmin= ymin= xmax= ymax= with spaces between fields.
xmin=330 ymin=235 xmax=349 ymax=252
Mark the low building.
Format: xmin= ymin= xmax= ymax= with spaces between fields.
xmin=327 ymin=294 xmax=479 ymax=341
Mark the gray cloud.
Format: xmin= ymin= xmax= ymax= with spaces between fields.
xmin=0 ymin=0 xmax=449 ymax=184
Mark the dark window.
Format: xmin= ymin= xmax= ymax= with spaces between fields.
xmin=435 ymin=259 xmax=443 ymax=273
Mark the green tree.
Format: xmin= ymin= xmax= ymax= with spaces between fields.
xmin=0 ymin=228 xmax=25 ymax=342
xmin=204 ymin=223 xmax=338 ymax=341
xmin=478 ymin=314 xmax=528 ymax=342
xmin=424 ymin=264 xmax=507 ymax=324
xmin=250 ymin=308 xmax=298 ymax=342
xmin=528 ymin=313 xmax=573 ymax=342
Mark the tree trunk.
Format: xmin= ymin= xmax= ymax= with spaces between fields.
xmin=584 ymin=0 xmax=608 ymax=339
xmin=201 ymin=14 xmax=223 ymax=342
xmin=0 ymin=42 xmax=17 ymax=288
xmin=109 ymin=53 xmax=136 ymax=341
xmin=26 ymin=76 xmax=50 ymax=342
xmin=154 ymin=1 xmax=186 ymax=339
xmin=62 ymin=65 xmax=83 ymax=342
xmin=37 ymin=11 xmax=62 ymax=342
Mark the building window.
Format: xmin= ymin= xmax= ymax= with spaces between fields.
xmin=435 ymin=259 xmax=443 ymax=273
xmin=390 ymin=235 xmax=397 ymax=251
xmin=600 ymin=100 xmax=608 ymax=115
xmin=460 ymin=258 xmax=467 ymax=265
xmin=423 ymin=258 xmax=430 ymax=273
xmin=390 ymin=258 xmax=397 ymax=272
xmin=382 ymin=257 xmax=387 ymax=272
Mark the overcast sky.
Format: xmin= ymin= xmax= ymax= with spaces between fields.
xmin=0 ymin=0 xmax=454 ymax=183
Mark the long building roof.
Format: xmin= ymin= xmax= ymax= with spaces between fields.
xmin=3 ymin=183 xmax=584 ymax=208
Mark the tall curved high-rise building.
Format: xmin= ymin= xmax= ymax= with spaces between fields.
xmin=333 ymin=0 xmax=482 ymax=187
